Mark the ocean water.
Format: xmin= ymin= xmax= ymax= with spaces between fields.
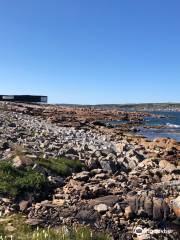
xmin=105 ymin=111 xmax=180 ymax=141
xmin=139 ymin=111 xmax=180 ymax=141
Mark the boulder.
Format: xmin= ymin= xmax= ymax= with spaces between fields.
xmin=159 ymin=160 xmax=176 ymax=173
xmin=89 ymin=195 xmax=119 ymax=207
xmin=66 ymin=148 xmax=79 ymax=156
xmin=75 ymin=208 xmax=100 ymax=225
xmin=137 ymin=158 xmax=157 ymax=169
xmin=116 ymin=142 xmax=129 ymax=152
xmin=73 ymin=171 xmax=89 ymax=182
xmin=172 ymin=196 xmax=180 ymax=218
xmin=12 ymin=155 xmax=33 ymax=168
xmin=152 ymin=198 xmax=163 ymax=220
xmin=19 ymin=200 xmax=29 ymax=212
xmin=48 ymin=176 xmax=64 ymax=186
xmin=99 ymin=160 xmax=117 ymax=173
xmin=94 ymin=204 xmax=108 ymax=213
xmin=144 ymin=197 xmax=153 ymax=217
xmin=52 ymin=199 xmax=65 ymax=206
xmin=8 ymin=123 xmax=16 ymax=128
xmin=124 ymin=206 xmax=133 ymax=219
xmin=2 ymin=142 xmax=10 ymax=150
xmin=126 ymin=150 xmax=144 ymax=169
xmin=161 ymin=174 xmax=173 ymax=182
xmin=2 ymin=198 xmax=11 ymax=204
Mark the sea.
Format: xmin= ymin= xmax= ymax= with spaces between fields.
xmin=106 ymin=111 xmax=180 ymax=141
xmin=139 ymin=111 xmax=180 ymax=141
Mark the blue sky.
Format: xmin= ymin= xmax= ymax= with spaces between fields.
xmin=0 ymin=0 xmax=180 ymax=104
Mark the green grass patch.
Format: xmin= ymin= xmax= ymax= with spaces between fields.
xmin=0 ymin=161 xmax=52 ymax=198
xmin=0 ymin=157 xmax=83 ymax=198
xmin=36 ymin=157 xmax=83 ymax=176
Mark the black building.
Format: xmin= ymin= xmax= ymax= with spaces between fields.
xmin=0 ymin=95 xmax=48 ymax=103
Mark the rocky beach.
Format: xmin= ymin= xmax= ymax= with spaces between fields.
xmin=0 ymin=102 xmax=180 ymax=240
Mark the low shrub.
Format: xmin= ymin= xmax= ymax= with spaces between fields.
xmin=0 ymin=157 xmax=83 ymax=198
xmin=36 ymin=157 xmax=83 ymax=176
xmin=0 ymin=161 xmax=52 ymax=198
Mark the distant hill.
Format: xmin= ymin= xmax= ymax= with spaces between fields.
xmin=57 ymin=103 xmax=180 ymax=111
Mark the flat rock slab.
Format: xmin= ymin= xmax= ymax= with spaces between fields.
xmin=26 ymin=218 xmax=44 ymax=226
xmin=89 ymin=195 xmax=119 ymax=207
xmin=75 ymin=209 xmax=100 ymax=225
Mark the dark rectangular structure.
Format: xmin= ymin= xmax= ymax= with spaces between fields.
xmin=0 ymin=95 xmax=48 ymax=103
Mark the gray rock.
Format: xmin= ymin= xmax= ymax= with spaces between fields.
xmin=73 ymin=171 xmax=90 ymax=181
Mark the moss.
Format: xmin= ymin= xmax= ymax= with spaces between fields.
xmin=36 ymin=157 xmax=84 ymax=176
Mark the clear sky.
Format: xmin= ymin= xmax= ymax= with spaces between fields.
xmin=0 ymin=0 xmax=180 ymax=104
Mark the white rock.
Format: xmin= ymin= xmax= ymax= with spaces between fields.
xmin=94 ymin=204 xmax=108 ymax=213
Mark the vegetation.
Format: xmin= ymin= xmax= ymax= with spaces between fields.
xmin=0 ymin=152 xmax=94 ymax=239
xmin=0 ymin=215 xmax=110 ymax=240
xmin=36 ymin=157 xmax=83 ymax=177
xmin=0 ymin=161 xmax=52 ymax=198
xmin=0 ymin=226 xmax=6 ymax=239
xmin=0 ymin=155 xmax=83 ymax=198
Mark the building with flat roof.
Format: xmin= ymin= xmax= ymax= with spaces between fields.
xmin=0 ymin=95 xmax=48 ymax=103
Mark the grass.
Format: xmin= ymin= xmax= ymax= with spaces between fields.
xmin=0 ymin=156 xmax=83 ymax=198
xmin=0 ymin=161 xmax=52 ymax=198
xmin=0 ymin=215 xmax=111 ymax=240
xmin=35 ymin=157 xmax=83 ymax=177
xmin=0 ymin=152 xmax=108 ymax=239
xmin=0 ymin=226 xmax=5 ymax=239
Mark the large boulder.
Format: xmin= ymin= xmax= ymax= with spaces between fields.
xmin=159 ymin=160 xmax=176 ymax=173
xmin=125 ymin=193 xmax=170 ymax=221
xmin=99 ymin=159 xmax=117 ymax=173
xmin=125 ymin=150 xmax=145 ymax=170
xmin=74 ymin=208 xmax=101 ymax=225
xmin=89 ymin=195 xmax=119 ymax=207
xmin=172 ymin=196 xmax=180 ymax=218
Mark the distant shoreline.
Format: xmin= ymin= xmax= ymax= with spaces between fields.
xmin=55 ymin=103 xmax=180 ymax=112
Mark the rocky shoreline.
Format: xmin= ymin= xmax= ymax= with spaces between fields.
xmin=0 ymin=102 xmax=179 ymax=239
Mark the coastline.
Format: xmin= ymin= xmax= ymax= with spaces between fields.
xmin=0 ymin=102 xmax=179 ymax=239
